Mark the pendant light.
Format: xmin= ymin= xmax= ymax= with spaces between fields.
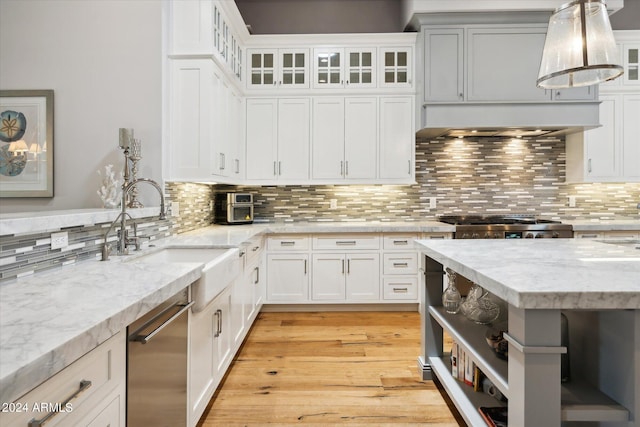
xmin=537 ymin=0 xmax=623 ymax=88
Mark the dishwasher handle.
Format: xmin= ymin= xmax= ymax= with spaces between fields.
xmin=130 ymin=301 xmax=194 ymax=344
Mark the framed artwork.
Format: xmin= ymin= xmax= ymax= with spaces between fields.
xmin=0 ymin=90 xmax=54 ymax=197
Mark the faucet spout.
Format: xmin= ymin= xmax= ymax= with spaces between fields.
xmin=123 ymin=178 xmax=166 ymax=220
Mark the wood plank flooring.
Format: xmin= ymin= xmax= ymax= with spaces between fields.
xmin=197 ymin=311 xmax=462 ymax=426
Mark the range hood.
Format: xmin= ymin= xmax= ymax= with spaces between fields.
xmin=417 ymin=102 xmax=601 ymax=139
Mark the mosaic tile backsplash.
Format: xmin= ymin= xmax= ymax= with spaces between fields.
xmin=0 ymin=217 xmax=173 ymax=282
xmin=166 ymin=136 xmax=639 ymax=223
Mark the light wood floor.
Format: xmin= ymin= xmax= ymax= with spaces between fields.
xmin=197 ymin=311 xmax=462 ymax=426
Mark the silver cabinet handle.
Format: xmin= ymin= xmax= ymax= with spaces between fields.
xmin=214 ymin=309 xmax=222 ymax=337
xmin=280 ymin=241 xmax=296 ymax=246
xmin=221 ymin=153 xmax=225 ymax=170
xmin=304 ymin=259 xmax=307 ymax=274
xmin=408 ymin=160 xmax=411 ymax=175
xmin=252 ymin=245 xmax=260 ymax=252
xmin=393 ymin=287 xmax=409 ymax=293
xmin=130 ymin=301 xmax=194 ymax=344
xmin=588 ymin=159 xmax=592 ymax=173
xmin=580 ymin=234 xmax=599 ymax=238
xmin=347 ymin=259 xmax=350 ymax=274
xmin=340 ymin=161 xmax=344 ymax=176
xmin=342 ymin=259 xmax=345 ymax=274
xmin=459 ymin=93 xmax=463 ymax=100
xmin=393 ymin=240 xmax=408 ymax=245
xmin=345 ymin=161 xmax=349 ymax=176
xmin=393 ymin=262 xmax=409 ymax=267
xmin=273 ymin=161 xmax=277 ymax=176
xmin=28 ymin=380 xmax=93 ymax=427
xmin=254 ymin=266 xmax=260 ymax=284
xmin=336 ymin=241 xmax=356 ymax=245
xmin=278 ymin=161 xmax=282 ymax=176
xmin=235 ymin=159 xmax=240 ymax=174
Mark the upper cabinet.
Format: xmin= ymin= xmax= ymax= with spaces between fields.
xmin=313 ymin=47 xmax=377 ymax=89
xmin=423 ymin=24 xmax=597 ymax=103
xmin=565 ymin=30 xmax=640 ymax=184
xmin=247 ymin=49 xmax=310 ymax=90
xmin=245 ymin=34 xmax=416 ymax=95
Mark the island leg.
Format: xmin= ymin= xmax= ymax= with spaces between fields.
xmin=507 ymin=306 xmax=564 ymax=427
xmin=418 ymin=255 xmax=444 ymax=380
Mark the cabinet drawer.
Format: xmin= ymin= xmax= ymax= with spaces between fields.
xmin=268 ymin=235 xmax=310 ymax=251
xmin=1 ymin=331 xmax=125 ymax=427
xmin=312 ymin=234 xmax=380 ymax=250
xmin=244 ymin=235 xmax=265 ymax=266
xmin=383 ymin=253 xmax=418 ymax=274
xmin=383 ymin=234 xmax=418 ymax=249
xmin=383 ymin=277 xmax=418 ymax=300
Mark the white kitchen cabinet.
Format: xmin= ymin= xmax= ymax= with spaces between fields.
xmin=313 ymin=47 xmax=377 ymax=89
xmin=213 ymin=72 xmax=242 ymax=178
xmin=247 ymin=48 xmax=310 ymax=90
xmin=0 ymin=332 xmax=126 ymax=427
xmin=312 ymin=97 xmax=377 ymax=180
xmin=311 ymin=253 xmax=380 ymax=301
xmin=168 ymin=59 xmax=214 ymax=181
xmin=379 ymin=96 xmax=415 ymax=181
xmin=267 ymin=253 xmax=309 ymax=301
xmin=379 ymin=47 xmax=413 ymax=88
xmin=566 ymin=93 xmax=640 ymax=182
xmin=245 ymin=98 xmax=310 ymax=182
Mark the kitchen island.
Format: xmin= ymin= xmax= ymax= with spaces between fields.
xmin=416 ymin=239 xmax=639 ymax=427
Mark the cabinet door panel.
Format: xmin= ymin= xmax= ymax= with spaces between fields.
xmin=424 ymin=29 xmax=463 ymax=101
xmin=280 ymin=49 xmax=310 ymax=89
xmin=622 ymin=94 xmax=640 ymax=179
xmin=312 ymin=254 xmax=346 ymax=300
xmin=169 ymin=60 xmax=213 ymax=180
xmin=267 ymin=254 xmax=309 ymax=301
xmin=314 ymin=48 xmax=343 ymax=89
xmin=344 ymin=97 xmax=377 ymax=179
xmin=379 ymin=97 xmax=414 ymax=180
xmin=246 ymin=99 xmax=278 ymax=180
xmin=346 ymin=254 xmax=380 ymax=300
xmin=586 ymin=96 xmax=619 ymax=178
xmin=467 ymin=28 xmax=550 ymax=101
xmin=312 ymin=97 xmax=345 ymax=179
xmin=278 ymin=98 xmax=310 ymax=180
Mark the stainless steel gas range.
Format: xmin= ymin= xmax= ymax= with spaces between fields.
xmin=438 ymin=215 xmax=573 ymax=239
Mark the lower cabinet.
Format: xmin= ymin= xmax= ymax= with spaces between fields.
xmin=189 ymin=287 xmax=232 ymax=425
xmin=0 ymin=331 xmax=126 ymax=427
xmin=266 ymin=253 xmax=309 ymax=301
xmin=311 ymin=253 xmax=380 ymax=300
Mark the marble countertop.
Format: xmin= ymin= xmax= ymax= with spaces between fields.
xmin=417 ymin=239 xmax=640 ymax=310
xmin=567 ymin=219 xmax=640 ymax=231
xmin=0 ymin=220 xmax=450 ymax=404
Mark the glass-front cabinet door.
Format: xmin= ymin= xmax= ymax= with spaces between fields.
xmin=345 ymin=48 xmax=376 ymax=88
xmin=248 ymin=49 xmax=276 ymax=88
xmin=313 ymin=48 xmax=343 ymax=88
xmin=379 ymin=47 xmax=412 ymax=87
xmin=624 ymin=44 xmax=639 ymax=86
xmin=280 ymin=49 xmax=309 ymax=89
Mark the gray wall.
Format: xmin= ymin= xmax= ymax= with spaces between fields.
xmin=235 ymin=0 xmax=403 ymax=33
xmin=0 ymin=0 xmax=163 ymax=213
xmin=236 ymin=0 xmax=640 ymax=33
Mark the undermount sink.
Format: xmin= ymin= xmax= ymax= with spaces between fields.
xmin=130 ymin=247 xmax=241 ymax=312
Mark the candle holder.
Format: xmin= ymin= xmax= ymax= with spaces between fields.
xmin=127 ymin=138 xmax=144 ymax=208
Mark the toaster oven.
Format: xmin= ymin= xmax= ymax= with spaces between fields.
xmin=214 ymin=193 xmax=254 ymax=224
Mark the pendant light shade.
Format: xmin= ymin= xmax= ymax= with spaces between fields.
xmin=537 ymin=0 xmax=623 ymax=89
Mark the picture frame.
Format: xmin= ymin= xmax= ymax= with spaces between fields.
xmin=0 ymin=90 xmax=54 ymax=198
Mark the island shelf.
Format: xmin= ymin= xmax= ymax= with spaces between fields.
xmin=416 ymin=239 xmax=636 ymax=427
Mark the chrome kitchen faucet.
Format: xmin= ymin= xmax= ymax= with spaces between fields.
xmin=101 ymin=178 xmax=166 ymax=261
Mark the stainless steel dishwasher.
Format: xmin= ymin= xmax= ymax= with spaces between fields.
xmin=127 ymin=288 xmax=193 ymax=427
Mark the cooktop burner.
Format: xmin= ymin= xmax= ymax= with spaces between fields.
xmin=438 ymin=215 xmax=562 ymax=226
